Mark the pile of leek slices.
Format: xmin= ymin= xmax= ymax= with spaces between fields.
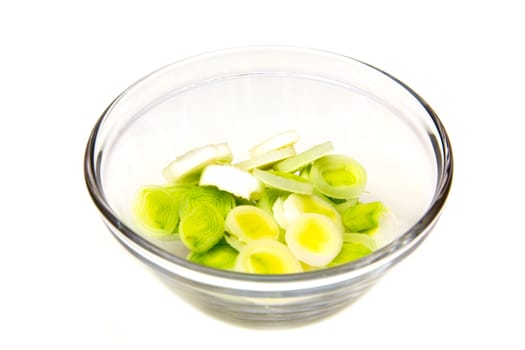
xmin=133 ymin=130 xmax=387 ymax=274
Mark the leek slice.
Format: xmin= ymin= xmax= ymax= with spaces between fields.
xmin=187 ymin=241 xmax=238 ymax=270
xmin=179 ymin=185 xmax=235 ymax=218
xmin=234 ymin=196 xmax=256 ymax=207
xmin=248 ymin=130 xmax=300 ymax=157
xmin=274 ymin=141 xmax=334 ymax=173
xmin=328 ymin=234 xmax=376 ymax=267
xmin=235 ymin=239 xmax=303 ymax=274
xmin=282 ymin=193 xmax=344 ymax=231
xmin=163 ymin=183 xmax=194 ymax=200
xmin=310 ymin=155 xmax=367 ymax=199
xmin=235 ymin=145 xmax=296 ymax=171
xmin=177 ymin=186 xmax=233 ymax=252
xmin=285 ymin=213 xmax=343 ymax=267
xmin=343 ymin=233 xmax=377 ymax=250
xmin=252 ymin=168 xmax=314 ymax=195
xmin=163 ymin=143 xmax=233 ymax=183
xmin=199 ymin=164 xmax=264 ymax=200
xmin=133 ymin=186 xmax=180 ymax=239
xmin=272 ymin=196 xmax=289 ymax=229
xmin=334 ymin=198 xmax=359 ymax=214
xmin=300 ymin=262 xmax=324 ymax=272
xmin=342 ymin=201 xmax=385 ymax=233
xmin=256 ymin=187 xmax=286 ymax=214
xmin=225 ymin=205 xmax=280 ymax=242
xmin=299 ymin=164 xmax=312 ymax=180
xmin=369 ymin=209 xmax=397 ymax=248
xmin=224 ymin=233 xmax=246 ymax=252
xmin=179 ymin=203 xmax=225 ymax=253
xmin=327 ymin=243 xmax=373 ymax=267
xmin=213 ymin=142 xmax=233 ymax=160
xmin=169 ymin=171 xmax=202 ymax=185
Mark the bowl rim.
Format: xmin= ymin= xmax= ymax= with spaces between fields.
xmin=84 ymin=45 xmax=453 ymax=286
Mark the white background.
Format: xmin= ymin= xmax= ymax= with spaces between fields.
xmin=1 ymin=1 xmax=524 ymax=349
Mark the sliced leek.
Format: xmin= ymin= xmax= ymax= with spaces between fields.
xmin=328 ymin=234 xmax=376 ymax=267
xmin=187 ymin=241 xmax=238 ymax=270
xmin=272 ymin=196 xmax=289 ymax=229
xmin=274 ymin=141 xmax=334 ymax=173
xmin=282 ymin=193 xmax=344 ymax=231
xmin=300 ymin=262 xmax=324 ymax=272
xmin=370 ymin=209 xmax=398 ymax=248
xmin=225 ymin=205 xmax=280 ymax=242
xmin=285 ymin=213 xmax=343 ymax=266
xmin=310 ymin=155 xmax=367 ymax=199
xmin=342 ymin=201 xmax=385 ymax=233
xmin=235 ymin=145 xmax=296 ymax=171
xmin=343 ymin=233 xmax=377 ymax=250
xmin=133 ymin=186 xmax=180 ymax=239
xmin=248 ymin=130 xmax=300 ymax=157
xmin=334 ymin=198 xmax=359 ymax=214
xmin=179 ymin=185 xmax=235 ymax=218
xmin=179 ymin=203 xmax=225 ymax=253
xmin=169 ymin=171 xmax=201 ymax=185
xmin=252 ymin=168 xmax=313 ymax=195
xmin=199 ymin=164 xmax=265 ymax=200
xmin=163 ymin=143 xmax=233 ymax=183
xmin=133 ymin=131 xmax=391 ymax=274
xmin=256 ymin=187 xmax=286 ymax=214
xmin=213 ymin=142 xmax=233 ymax=160
xmin=163 ymin=183 xmax=194 ymax=201
xmin=224 ymin=233 xmax=246 ymax=252
xmin=177 ymin=186 xmax=233 ymax=252
xmin=235 ymin=239 xmax=303 ymax=274
xmin=299 ymin=164 xmax=312 ymax=180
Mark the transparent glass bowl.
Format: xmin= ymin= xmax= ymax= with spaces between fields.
xmin=84 ymin=46 xmax=453 ymax=325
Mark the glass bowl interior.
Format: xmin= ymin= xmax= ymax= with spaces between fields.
xmin=86 ymin=47 xmax=452 ymax=290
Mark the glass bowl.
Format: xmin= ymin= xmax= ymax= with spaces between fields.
xmin=84 ymin=46 xmax=453 ymax=325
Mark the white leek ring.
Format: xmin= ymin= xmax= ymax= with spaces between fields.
xmin=235 ymin=239 xmax=303 ymax=274
xmin=285 ymin=213 xmax=343 ymax=267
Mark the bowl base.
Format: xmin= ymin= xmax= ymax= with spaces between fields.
xmin=153 ymin=269 xmax=374 ymax=328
